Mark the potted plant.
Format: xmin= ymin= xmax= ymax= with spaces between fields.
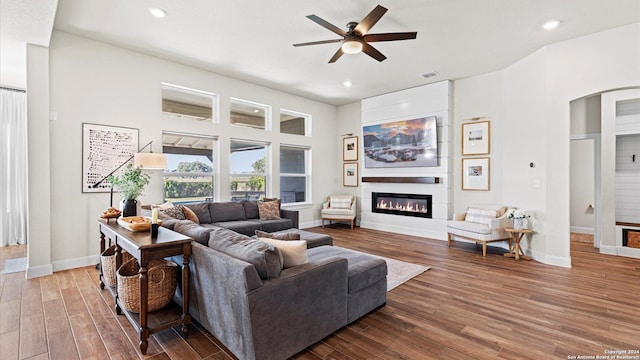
xmin=108 ymin=163 xmax=150 ymax=217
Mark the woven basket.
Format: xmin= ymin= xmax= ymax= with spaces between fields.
xmin=116 ymin=258 xmax=178 ymax=313
xmin=100 ymin=245 xmax=133 ymax=287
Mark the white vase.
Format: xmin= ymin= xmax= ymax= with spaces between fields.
xmin=513 ymin=218 xmax=527 ymax=230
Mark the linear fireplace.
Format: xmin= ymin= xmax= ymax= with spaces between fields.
xmin=372 ymin=192 xmax=432 ymax=218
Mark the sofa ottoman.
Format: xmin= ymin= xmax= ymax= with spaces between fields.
xmin=307 ymin=246 xmax=387 ymax=323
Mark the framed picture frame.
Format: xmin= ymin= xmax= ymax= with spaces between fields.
xmin=343 ymin=163 xmax=359 ymax=187
xmin=362 ymin=116 xmax=438 ymax=168
xmin=462 ymin=157 xmax=490 ymax=191
xmin=82 ymin=123 xmax=139 ymax=193
xmin=342 ymin=136 xmax=358 ymax=161
xmin=462 ymin=120 xmax=490 ymax=155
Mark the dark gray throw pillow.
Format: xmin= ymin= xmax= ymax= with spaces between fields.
xmin=208 ymin=227 xmax=283 ymax=279
xmin=255 ymin=230 xmax=301 ymax=240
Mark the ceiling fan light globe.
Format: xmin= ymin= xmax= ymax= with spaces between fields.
xmin=342 ymin=40 xmax=363 ymax=54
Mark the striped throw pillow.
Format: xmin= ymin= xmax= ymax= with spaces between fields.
xmin=330 ymin=197 xmax=352 ymax=209
xmin=465 ymin=207 xmax=497 ymax=225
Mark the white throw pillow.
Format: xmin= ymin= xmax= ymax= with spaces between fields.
xmin=259 ymin=238 xmax=307 ymax=268
xmin=330 ymin=197 xmax=352 ymax=209
xmin=465 ymin=207 xmax=498 ymax=225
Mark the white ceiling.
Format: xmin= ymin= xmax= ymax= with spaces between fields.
xmin=3 ymin=1 xmax=640 ymax=104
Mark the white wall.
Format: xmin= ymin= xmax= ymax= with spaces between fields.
xmin=452 ymin=23 xmax=640 ymax=267
xmin=616 ymin=134 xmax=640 ymax=224
xmin=29 ymin=31 xmax=339 ymax=272
xmin=570 ymin=139 xmax=595 ymax=233
xmin=26 ymin=44 xmax=53 ymax=278
xmin=359 ymin=81 xmax=452 ymax=239
xmin=453 ymin=71 xmax=504 ymax=211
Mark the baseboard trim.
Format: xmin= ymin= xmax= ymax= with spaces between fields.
xmin=52 ymin=255 xmax=100 ymax=272
xmin=529 ymin=249 xmax=572 ymax=268
xmin=26 ymin=263 xmax=53 ymax=279
xmin=570 ymin=226 xmax=594 ymax=234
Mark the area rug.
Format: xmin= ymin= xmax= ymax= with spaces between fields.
xmin=1 ymin=257 xmax=27 ymax=274
xmin=377 ymin=256 xmax=430 ymax=291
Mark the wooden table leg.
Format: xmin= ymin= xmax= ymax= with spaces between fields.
xmin=139 ymin=256 xmax=149 ymax=354
xmin=99 ymin=231 xmax=106 ymax=289
xmin=181 ymin=246 xmax=191 ymax=338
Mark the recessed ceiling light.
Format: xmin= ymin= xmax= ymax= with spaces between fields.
xmin=542 ymin=19 xmax=561 ymax=30
xmin=149 ymin=7 xmax=167 ymax=18
xmin=343 ymin=81 xmax=352 ymax=88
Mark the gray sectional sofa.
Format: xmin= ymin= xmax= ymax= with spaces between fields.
xmin=165 ymin=217 xmax=388 ymax=360
xmin=158 ymin=200 xmax=298 ymax=236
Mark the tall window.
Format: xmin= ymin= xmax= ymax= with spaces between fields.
xmin=230 ymin=98 xmax=270 ymax=130
xmin=230 ymin=140 xmax=267 ymax=201
xmin=161 ymin=83 xmax=218 ymax=122
xmin=280 ymin=109 xmax=310 ymax=136
xmin=280 ymin=146 xmax=309 ymax=204
xmin=162 ymin=132 xmax=216 ymax=203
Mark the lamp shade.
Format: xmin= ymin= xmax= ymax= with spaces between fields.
xmin=134 ymin=153 xmax=167 ymax=170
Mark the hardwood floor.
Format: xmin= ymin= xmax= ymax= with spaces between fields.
xmin=1 ymin=227 xmax=638 ymax=360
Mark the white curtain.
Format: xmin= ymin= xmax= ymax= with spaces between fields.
xmin=0 ymin=88 xmax=28 ymax=246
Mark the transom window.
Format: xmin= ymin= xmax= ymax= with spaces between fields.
xmin=162 ymin=132 xmax=216 ymax=203
xmin=280 ymin=145 xmax=310 ymax=204
xmin=230 ymin=140 xmax=268 ymax=201
xmin=161 ymin=83 xmax=217 ymax=122
xmin=230 ymin=98 xmax=270 ymax=130
xmin=280 ymin=109 xmax=310 ymax=136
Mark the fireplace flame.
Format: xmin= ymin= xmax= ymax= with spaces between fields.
xmin=376 ymin=199 xmax=428 ymax=213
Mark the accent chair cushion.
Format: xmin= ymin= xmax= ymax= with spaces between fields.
xmin=258 ymin=201 xmax=281 ymax=220
xmin=259 ymin=238 xmax=307 ymax=268
xmin=447 ymin=220 xmax=492 ymax=235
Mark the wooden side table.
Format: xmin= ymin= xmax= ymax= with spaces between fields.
xmin=98 ymin=219 xmax=192 ymax=354
xmin=504 ymin=228 xmax=533 ymax=260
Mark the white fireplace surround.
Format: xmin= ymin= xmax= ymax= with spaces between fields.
xmin=359 ymin=81 xmax=452 ymax=240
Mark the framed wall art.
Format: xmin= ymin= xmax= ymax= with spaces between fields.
xmin=343 ymin=136 xmax=358 ymax=161
xmin=82 ymin=123 xmax=139 ymax=193
xmin=462 ymin=120 xmax=490 ymax=155
xmin=462 ymin=157 xmax=490 ymax=191
xmin=343 ymin=163 xmax=359 ymax=187
xmin=362 ymin=116 xmax=438 ymax=168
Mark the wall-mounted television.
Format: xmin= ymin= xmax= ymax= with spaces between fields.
xmin=363 ymin=116 xmax=438 ymax=168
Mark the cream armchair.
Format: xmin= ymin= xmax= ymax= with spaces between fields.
xmin=321 ymin=195 xmax=357 ymax=230
xmin=447 ymin=205 xmax=513 ymax=256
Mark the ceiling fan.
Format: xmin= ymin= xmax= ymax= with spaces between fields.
xmin=293 ymin=5 xmax=417 ymax=63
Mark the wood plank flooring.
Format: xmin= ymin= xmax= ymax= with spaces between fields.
xmin=1 ymin=226 xmax=638 ymax=359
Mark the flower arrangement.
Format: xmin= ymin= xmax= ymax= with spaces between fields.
xmin=108 ymin=163 xmax=150 ymax=200
xmin=507 ymin=209 xmax=531 ymax=220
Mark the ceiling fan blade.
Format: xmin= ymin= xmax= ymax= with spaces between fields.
xmin=293 ymin=39 xmax=343 ymax=47
xmin=328 ymin=48 xmax=344 ymax=63
xmin=354 ymin=5 xmax=388 ymax=35
xmin=362 ymin=43 xmax=387 ymax=62
xmin=364 ymin=32 xmax=417 ymax=42
xmin=307 ymin=14 xmax=347 ymax=36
